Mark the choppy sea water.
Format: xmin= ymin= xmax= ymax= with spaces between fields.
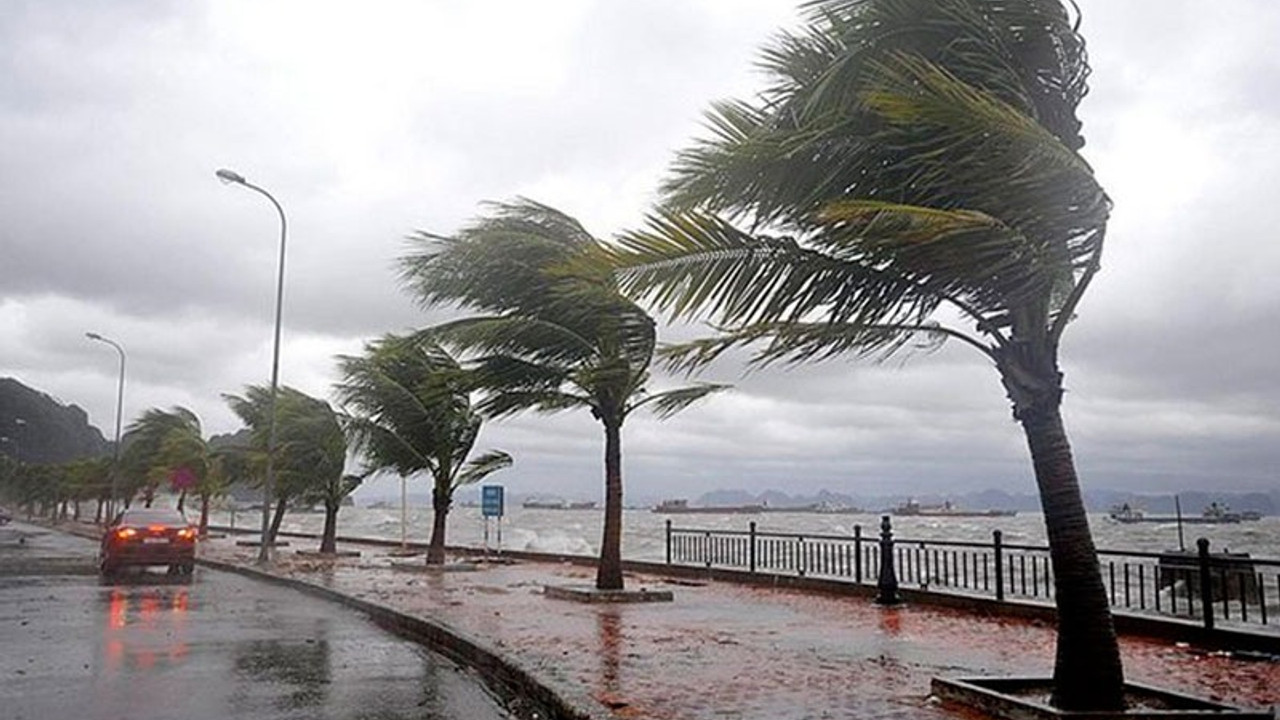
xmin=209 ymin=506 xmax=1280 ymax=562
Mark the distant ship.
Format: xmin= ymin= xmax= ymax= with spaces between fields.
xmin=522 ymin=498 xmax=598 ymax=510
xmin=652 ymin=499 xmax=766 ymax=514
xmin=891 ymin=499 xmax=1016 ymax=518
xmin=1108 ymin=501 xmax=1257 ymax=525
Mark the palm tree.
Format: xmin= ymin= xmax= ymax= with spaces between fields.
xmin=275 ymin=392 xmax=350 ymax=554
xmin=599 ymin=0 xmax=1121 ymax=709
xmin=224 ymin=386 xmax=348 ymax=549
xmin=121 ymin=407 xmax=225 ymax=531
xmin=122 ymin=407 xmax=206 ymax=510
xmin=400 ymin=200 xmax=727 ymax=590
xmin=336 ymin=333 xmax=511 ymax=564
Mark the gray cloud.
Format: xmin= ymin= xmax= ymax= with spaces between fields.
xmin=1 ymin=0 xmax=1276 ymax=503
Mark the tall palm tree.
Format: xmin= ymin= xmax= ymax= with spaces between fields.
xmin=599 ymin=0 xmax=1121 ymax=709
xmin=336 ymin=333 xmax=511 ymax=564
xmin=224 ymin=386 xmax=347 ymax=549
xmin=400 ymin=200 xmax=727 ymax=590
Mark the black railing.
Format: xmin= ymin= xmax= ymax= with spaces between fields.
xmin=665 ymin=517 xmax=1280 ymax=633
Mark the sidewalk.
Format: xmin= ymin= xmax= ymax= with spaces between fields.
xmin=201 ymin=536 xmax=1277 ymax=720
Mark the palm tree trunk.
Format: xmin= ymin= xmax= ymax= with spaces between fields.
xmin=320 ymin=501 xmax=339 ymax=554
xmin=176 ymin=489 xmax=187 ymax=514
xmin=267 ymin=498 xmax=287 ymax=545
xmin=198 ymin=494 xmax=210 ymax=538
xmin=1020 ymin=403 xmax=1125 ymax=710
xmin=426 ymin=486 xmax=450 ymax=565
xmin=596 ymin=419 xmax=624 ymax=591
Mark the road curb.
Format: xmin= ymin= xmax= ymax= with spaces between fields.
xmin=196 ymin=557 xmax=604 ymax=720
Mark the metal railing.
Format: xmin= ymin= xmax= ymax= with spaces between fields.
xmin=665 ymin=517 xmax=1280 ymax=633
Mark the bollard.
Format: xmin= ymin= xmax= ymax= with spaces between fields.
xmin=993 ymin=529 xmax=1005 ymax=602
xmin=875 ymin=515 xmax=901 ymax=605
xmin=854 ymin=525 xmax=863 ymax=584
xmin=665 ymin=519 xmax=672 ymax=565
xmin=1197 ymin=538 xmax=1215 ymax=631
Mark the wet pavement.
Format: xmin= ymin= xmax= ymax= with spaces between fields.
xmin=197 ymin=536 xmax=1280 ymax=720
xmin=0 ymin=522 xmax=514 ymax=720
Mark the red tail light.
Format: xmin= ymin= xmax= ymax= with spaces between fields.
xmin=148 ymin=525 xmax=166 ymax=533
xmin=115 ymin=527 xmax=138 ymax=540
xmin=177 ymin=527 xmax=196 ymax=541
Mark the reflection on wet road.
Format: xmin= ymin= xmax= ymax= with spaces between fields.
xmin=0 ymin=525 xmax=513 ymax=720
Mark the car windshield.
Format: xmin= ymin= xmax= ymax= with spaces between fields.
xmin=118 ymin=509 xmax=188 ymax=526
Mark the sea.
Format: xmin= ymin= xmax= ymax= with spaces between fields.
xmin=208 ymin=505 xmax=1280 ymax=562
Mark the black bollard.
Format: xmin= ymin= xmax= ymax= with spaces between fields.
xmin=876 ymin=514 xmax=901 ymax=605
xmin=1196 ymin=537 xmax=1215 ymax=631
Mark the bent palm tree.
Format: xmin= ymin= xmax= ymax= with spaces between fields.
xmin=224 ymin=386 xmax=347 ymax=549
xmin=122 ymin=407 xmax=206 ymax=511
xmin=601 ymin=0 xmax=1121 ymax=709
xmin=335 ymin=333 xmax=511 ymax=564
xmin=400 ymin=200 xmax=727 ymax=590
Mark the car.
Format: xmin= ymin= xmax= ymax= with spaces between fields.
xmin=100 ymin=507 xmax=197 ymax=576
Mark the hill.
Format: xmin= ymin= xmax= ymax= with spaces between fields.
xmin=0 ymin=377 xmax=109 ymax=464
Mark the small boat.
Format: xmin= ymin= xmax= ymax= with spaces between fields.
xmin=652 ymin=499 xmax=766 ymax=514
xmin=891 ymin=499 xmax=1015 ymax=518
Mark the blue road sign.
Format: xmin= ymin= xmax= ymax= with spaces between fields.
xmin=481 ymin=485 xmax=504 ymax=518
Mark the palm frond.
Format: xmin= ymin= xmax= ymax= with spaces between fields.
xmin=630 ymin=383 xmax=730 ymax=420
xmin=607 ymin=209 xmax=936 ymax=330
xmin=455 ymin=450 xmax=513 ymax=488
xmin=658 ymin=319 xmax=975 ymax=374
xmin=476 ymin=389 xmax=592 ymax=419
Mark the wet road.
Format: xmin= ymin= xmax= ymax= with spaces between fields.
xmin=0 ymin=522 xmax=514 ymax=720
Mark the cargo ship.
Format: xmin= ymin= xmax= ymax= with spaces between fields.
xmin=890 ymin=499 xmax=1016 ymax=518
xmin=651 ymin=499 xmax=766 ymax=514
xmin=1107 ymin=501 xmax=1258 ymax=524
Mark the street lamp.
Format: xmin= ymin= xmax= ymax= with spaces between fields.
xmin=85 ymin=334 xmax=125 ymax=520
xmin=216 ymin=167 xmax=287 ymax=565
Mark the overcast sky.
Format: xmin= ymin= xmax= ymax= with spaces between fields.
xmin=2 ymin=1 xmax=1277 ymax=504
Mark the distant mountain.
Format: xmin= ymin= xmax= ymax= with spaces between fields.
xmin=0 ymin=377 xmax=109 ymax=464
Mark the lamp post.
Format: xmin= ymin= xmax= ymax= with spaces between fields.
xmin=86 ymin=334 xmax=125 ymax=520
xmin=216 ymin=168 xmax=287 ymax=565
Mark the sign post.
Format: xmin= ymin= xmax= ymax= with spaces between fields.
xmin=481 ymin=485 xmax=504 ymax=556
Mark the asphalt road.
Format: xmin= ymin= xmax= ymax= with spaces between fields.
xmin=0 ymin=522 xmax=515 ymax=720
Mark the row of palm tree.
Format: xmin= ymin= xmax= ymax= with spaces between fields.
xmin=0 ymin=455 xmax=113 ymax=522
xmin=106 ymin=343 xmax=510 ymax=560
xmin=0 ymin=337 xmax=509 ymax=562
xmin=389 ymin=0 xmax=1125 ymax=710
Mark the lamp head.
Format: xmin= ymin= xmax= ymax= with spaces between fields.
xmin=86 ymin=332 xmax=102 ymax=341
xmin=216 ymin=168 xmax=246 ymax=185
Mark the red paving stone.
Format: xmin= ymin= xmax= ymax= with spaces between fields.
xmin=200 ymin=538 xmax=1280 ymax=719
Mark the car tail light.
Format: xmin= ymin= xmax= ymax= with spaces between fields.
xmin=115 ymin=527 xmax=138 ymax=540
xmin=177 ymin=527 xmax=196 ymax=541
xmin=148 ymin=525 xmax=167 ymax=533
